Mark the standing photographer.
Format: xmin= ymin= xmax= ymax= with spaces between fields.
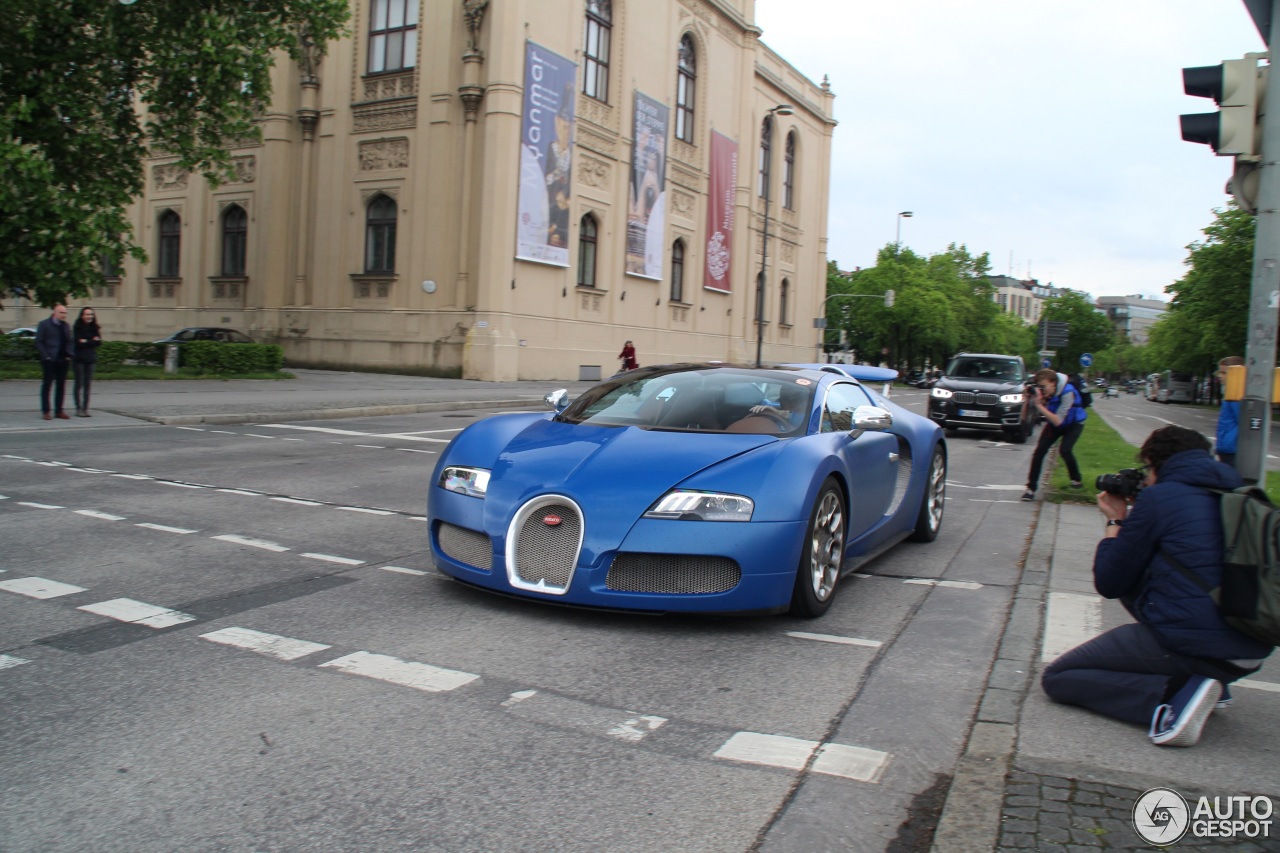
xmin=1021 ymin=368 xmax=1087 ymax=501
xmin=1041 ymin=426 xmax=1272 ymax=747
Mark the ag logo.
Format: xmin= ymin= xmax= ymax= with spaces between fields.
xmin=1133 ymin=787 xmax=1190 ymax=845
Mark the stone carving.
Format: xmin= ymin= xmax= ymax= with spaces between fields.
xmin=462 ymin=0 xmax=489 ymax=52
xmin=782 ymin=242 xmax=795 ymax=264
xmin=576 ymin=125 xmax=618 ymax=158
xmin=671 ymin=189 xmax=696 ymax=217
xmin=230 ymin=155 xmax=256 ymax=183
xmin=669 ymin=160 xmax=700 ymax=189
xmin=353 ymin=104 xmax=418 ymax=132
xmin=359 ymin=138 xmax=410 ymax=171
xmin=577 ymin=155 xmax=610 ymax=188
xmin=298 ymin=25 xmax=323 ymax=83
xmin=362 ymin=72 xmax=417 ymax=102
xmin=153 ymin=163 xmax=188 ymax=191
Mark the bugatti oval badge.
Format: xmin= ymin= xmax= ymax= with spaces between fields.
xmin=543 ymin=514 xmax=563 ymax=526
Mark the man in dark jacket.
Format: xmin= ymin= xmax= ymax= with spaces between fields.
xmin=1042 ymin=425 xmax=1272 ymax=747
xmin=34 ymin=304 xmax=74 ymax=420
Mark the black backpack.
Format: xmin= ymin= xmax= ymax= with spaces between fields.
xmin=1068 ymin=374 xmax=1092 ymax=408
xmin=1164 ymin=485 xmax=1280 ymax=647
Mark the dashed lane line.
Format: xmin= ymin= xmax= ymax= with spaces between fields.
xmin=136 ymin=523 xmax=198 ymax=534
xmin=713 ymin=732 xmax=891 ymax=783
xmin=319 ymin=650 xmax=479 ymax=693
xmin=77 ymin=598 xmax=196 ymax=629
xmin=74 ymin=510 xmax=125 ymax=521
xmin=199 ymin=626 xmax=332 ymax=661
xmin=785 ymin=631 xmax=882 ymax=648
xmin=0 ymin=577 xmax=88 ymax=599
xmin=211 ymin=534 xmax=290 ymax=553
xmin=301 ymin=553 xmax=365 ymax=566
xmin=381 ymin=566 xmax=428 ymax=576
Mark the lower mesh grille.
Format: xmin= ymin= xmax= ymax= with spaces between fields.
xmin=606 ymin=553 xmax=741 ymax=594
xmin=438 ymin=522 xmax=493 ymax=570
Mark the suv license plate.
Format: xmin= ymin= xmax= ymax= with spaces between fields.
xmin=958 ymin=409 xmax=988 ymax=418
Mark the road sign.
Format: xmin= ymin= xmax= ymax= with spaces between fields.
xmin=1080 ymin=353 xmax=1093 ymax=367
xmin=1037 ymin=350 xmax=1055 ymax=357
xmin=1041 ymin=357 xmax=1052 ymax=368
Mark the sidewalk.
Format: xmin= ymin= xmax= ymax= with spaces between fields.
xmin=933 ymin=500 xmax=1280 ymax=852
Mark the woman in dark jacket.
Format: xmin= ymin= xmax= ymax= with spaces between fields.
xmin=72 ymin=307 xmax=102 ymax=417
xmin=1042 ymin=425 xmax=1271 ymax=747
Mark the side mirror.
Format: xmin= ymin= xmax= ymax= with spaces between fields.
xmin=544 ymin=389 xmax=569 ymax=412
xmin=849 ymin=405 xmax=893 ymax=438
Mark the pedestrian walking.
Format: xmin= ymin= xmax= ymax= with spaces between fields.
xmin=72 ymin=306 xmax=102 ymax=417
xmin=35 ymin=304 xmax=74 ymax=420
xmin=618 ymin=340 xmax=638 ymax=372
xmin=1022 ymin=369 xmax=1087 ymax=500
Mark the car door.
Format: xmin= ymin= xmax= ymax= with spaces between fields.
xmin=821 ymin=382 xmax=898 ymax=541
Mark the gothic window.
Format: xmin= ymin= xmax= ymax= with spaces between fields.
xmin=675 ymin=35 xmax=696 ymax=143
xmin=221 ymin=205 xmax=247 ymax=276
xmin=364 ymin=194 xmax=397 ymax=273
xmin=670 ymin=239 xmax=685 ymax=302
xmin=368 ymin=0 xmax=419 ymax=74
xmin=583 ymin=0 xmax=611 ymax=102
xmin=577 ymin=214 xmax=598 ymax=288
xmin=158 ymin=210 xmax=181 ymax=277
xmin=783 ymin=131 xmax=797 ymax=210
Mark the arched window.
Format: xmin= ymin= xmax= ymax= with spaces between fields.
xmin=675 ymin=35 xmax=696 ymax=143
xmin=583 ymin=0 xmax=611 ymax=102
xmin=158 ymin=210 xmax=181 ymax=277
xmin=779 ymin=278 xmax=790 ymax=325
xmin=367 ymin=0 xmax=419 ymax=74
xmin=577 ymin=214 xmax=598 ymax=288
xmin=221 ymin=205 xmax=247 ymax=276
xmin=364 ymin=194 xmax=397 ymax=273
xmin=783 ymin=131 xmax=797 ymax=210
xmin=757 ymin=116 xmax=773 ymax=198
xmin=670 ymin=239 xmax=685 ymax=302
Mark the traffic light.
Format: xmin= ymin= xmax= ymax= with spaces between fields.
xmin=1180 ymin=55 xmax=1264 ymax=158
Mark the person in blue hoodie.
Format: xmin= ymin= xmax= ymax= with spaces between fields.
xmin=1042 ymin=425 xmax=1272 ymax=747
xmin=1215 ymin=355 xmax=1243 ymax=467
xmin=1022 ymin=368 xmax=1087 ymax=500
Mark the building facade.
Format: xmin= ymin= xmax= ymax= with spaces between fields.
xmin=67 ymin=0 xmax=835 ymax=380
xmin=1095 ymin=294 xmax=1167 ymax=344
xmin=987 ymin=275 xmax=1054 ymax=325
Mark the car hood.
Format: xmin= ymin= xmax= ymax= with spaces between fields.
xmin=479 ymin=418 xmax=775 ymax=543
xmin=934 ymin=376 xmax=1024 ymax=394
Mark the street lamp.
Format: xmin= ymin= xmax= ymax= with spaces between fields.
xmin=895 ymin=210 xmax=913 ymax=247
xmin=756 ymin=103 xmax=794 ymax=367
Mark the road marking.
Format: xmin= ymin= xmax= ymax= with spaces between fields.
xmin=318 ymin=651 xmax=479 ymax=693
xmin=200 ymin=627 xmax=331 ymax=661
xmin=395 ymin=448 xmax=438 ymax=454
xmin=381 ymin=566 xmax=428 ymax=575
xmin=74 ymin=510 xmax=126 ymax=521
xmin=271 ymin=497 xmax=323 ymax=506
xmin=209 ymin=430 xmax=236 ymax=435
xmin=112 ymin=474 xmax=153 ymax=480
xmin=0 ymin=654 xmax=30 ymax=671
xmin=607 ymin=714 xmax=668 ymax=742
xmin=0 ymin=577 xmax=87 ymax=599
xmin=66 ymin=467 xmax=109 ymax=474
xmin=337 ymin=506 xmax=393 ymax=515
xmin=259 ymin=424 xmax=371 ymax=436
xmin=159 ymin=481 xmax=203 ymax=489
xmin=301 ymin=553 xmax=365 ymax=566
xmin=78 ymin=598 xmax=196 ymax=628
xmin=904 ymin=578 xmax=984 ymax=590
xmin=217 ymin=488 xmax=260 ymax=496
xmin=137 ymin=523 xmax=197 ymax=534
xmin=355 ymin=445 xmax=386 ymax=449
xmin=1041 ymin=592 xmax=1102 ymax=662
xmin=503 ymin=690 xmax=538 ymax=706
xmin=244 ymin=434 xmax=277 ymax=439
xmin=945 ymin=482 xmax=1027 ymax=491
xmin=785 ymin=631 xmax=882 ymax=648
xmin=17 ymin=502 xmax=63 ymax=509
xmin=1236 ymin=678 xmax=1280 ymax=694
xmin=175 ymin=427 xmax=204 ymax=432
xmin=713 ymin=732 xmax=891 ymax=783
xmin=211 ymin=534 xmax=290 ymax=552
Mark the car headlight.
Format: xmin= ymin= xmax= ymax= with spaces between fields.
xmin=439 ymin=466 xmax=491 ymax=498
xmin=930 ymin=387 xmax=953 ymax=399
xmin=644 ymin=490 xmax=754 ymax=522
xmin=999 ymin=392 xmax=1025 ymax=403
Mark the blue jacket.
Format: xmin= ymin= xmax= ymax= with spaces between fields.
xmin=1216 ymin=400 xmax=1239 ymax=455
xmin=1046 ymin=372 xmax=1086 ymax=429
xmin=1094 ymin=449 xmax=1272 ymax=661
xmin=34 ymin=316 xmax=74 ymax=362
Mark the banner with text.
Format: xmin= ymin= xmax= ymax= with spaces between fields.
xmin=516 ymin=42 xmax=577 ymax=266
xmin=625 ymin=92 xmax=669 ymax=280
xmin=703 ymin=131 xmax=738 ymax=293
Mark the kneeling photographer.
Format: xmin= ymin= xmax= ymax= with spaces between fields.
xmin=1041 ymin=425 xmax=1272 ymax=747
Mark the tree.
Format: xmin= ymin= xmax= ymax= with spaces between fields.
xmin=0 ymin=0 xmax=350 ymax=308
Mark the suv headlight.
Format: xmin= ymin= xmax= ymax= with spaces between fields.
xmin=930 ymin=387 xmax=953 ymax=399
xmin=439 ymin=466 xmax=491 ymax=498
xmin=999 ymin=392 xmax=1025 ymax=403
xmin=644 ymin=490 xmax=754 ymax=522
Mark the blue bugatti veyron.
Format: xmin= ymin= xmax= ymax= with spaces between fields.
xmin=427 ymin=363 xmax=946 ymax=617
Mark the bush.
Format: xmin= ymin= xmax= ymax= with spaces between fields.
xmin=171 ymin=341 xmax=285 ymax=374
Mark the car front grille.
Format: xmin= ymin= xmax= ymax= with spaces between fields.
xmin=510 ymin=500 xmax=581 ymax=592
xmin=951 ymin=392 xmax=999 ymax=406
xmin=437 ymin=522 xmax=492 ymax=571
xmin=606 ymin=553 xmax=741 ymax=594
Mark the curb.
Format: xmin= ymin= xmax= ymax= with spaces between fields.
xmin=929 ymin=496 xmax=1058 ymax=851
xmin=126 ymin=398 xmax=545 ymax=426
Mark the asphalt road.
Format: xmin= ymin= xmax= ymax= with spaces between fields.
xmin=0 ymin=388 xmax=1262 ymax=852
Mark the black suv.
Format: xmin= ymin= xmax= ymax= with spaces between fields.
xmin=927 ymin=352 xmax=1034 ymax=443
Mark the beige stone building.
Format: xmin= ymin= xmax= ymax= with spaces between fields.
xmin=77 ymin=0 xmax=836 ymax=380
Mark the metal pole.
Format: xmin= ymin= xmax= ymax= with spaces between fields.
xmin=756 ymin=114 xmax=777 ymax=368
xmin=1237 ymin=1 xmax=1280 ymax=484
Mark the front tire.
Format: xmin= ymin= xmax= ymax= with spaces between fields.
xmin=789 ymin=478 xmax=846 ymax=618
xmin=909 ymin=445 xmax=946 ymax=542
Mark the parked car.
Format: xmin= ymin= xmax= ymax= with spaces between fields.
xmin=5 ymin=327 xmax=36 ymax=338
xmin=153 ymin=328 xmax=254 ymax=344
xmin=428 ymin=363 xmax=946 ymax=618
xmin=926 ymin=352 xmax=1035 ymax=443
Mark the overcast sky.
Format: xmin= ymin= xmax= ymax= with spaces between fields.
xmin=753 ymin=1 xmax=1265 ymax=300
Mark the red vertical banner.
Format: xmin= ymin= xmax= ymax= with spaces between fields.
xmin=703 ymin=131 xmax=737 ymax=293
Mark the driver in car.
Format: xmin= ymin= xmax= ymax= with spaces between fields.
xmin=749 ymin=382 xmax=810 ymax=430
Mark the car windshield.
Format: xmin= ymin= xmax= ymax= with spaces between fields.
xmin=557 ymin=366 xmax=817 ymax=435
xmin=945 ymin=358 xmax=1021 ymax=381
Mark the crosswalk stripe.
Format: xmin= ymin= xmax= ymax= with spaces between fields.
xmin=200 ymin=627 xmax=331 ymax=661
xmin=318 ymin=651 xmax=478 ymax=693
xmin=77 ymin=598 xmax=196 ymax=628
xmin=0 ymin=577 xmax=87 ymax=599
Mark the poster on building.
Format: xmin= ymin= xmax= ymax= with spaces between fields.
xmin=516 ymin=42 xmax=577 ymax=267
xmin=625 ymin=92 xmax=669 ymax=280
xmin=703 ymin=131 xmax=738 ymax=293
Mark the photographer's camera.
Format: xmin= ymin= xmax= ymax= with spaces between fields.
xmin=1095 ymin=468 xmax=1145 ymax=497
